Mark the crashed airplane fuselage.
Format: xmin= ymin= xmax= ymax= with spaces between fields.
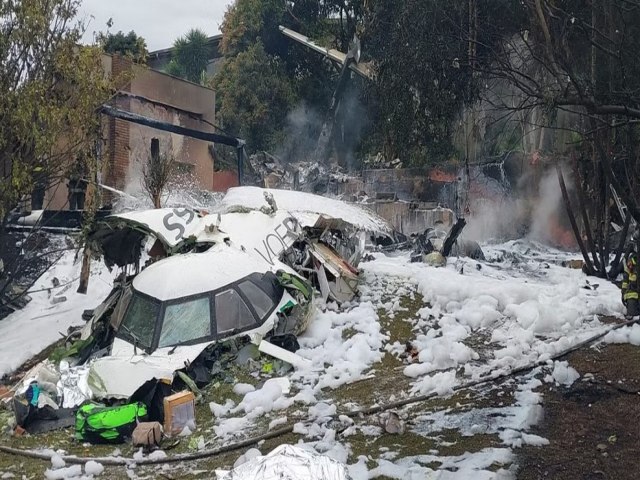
xmin=90 ymin=187 xmax=392 ymax=304
xmin=72 ymin=187 xmax=393 ymax=399
xmin=84 ymin=243 xmax=312 ymax=399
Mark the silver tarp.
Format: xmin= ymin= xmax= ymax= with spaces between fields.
xmin=218 ymin=444 xmax=352 ymax=480
xmin=56 ymin=362 xmax=92 ymax=408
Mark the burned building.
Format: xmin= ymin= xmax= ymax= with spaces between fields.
xmin=45 ymin=54 xmax=218 ymax=211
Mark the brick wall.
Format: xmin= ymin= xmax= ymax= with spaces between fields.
xmin=106 ymin=56 xmax=132 ymax=191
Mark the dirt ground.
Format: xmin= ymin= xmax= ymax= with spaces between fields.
xmin=518 ymin=343 xmax=640 ymax=480
xmin=1 ymin=280 xmax=639 ymax=478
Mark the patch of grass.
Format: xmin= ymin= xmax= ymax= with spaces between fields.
xmin=331 ymin=293 xmax=426 ymax=407
xmin=348 ymin=429 xmax=437 ymax=459
xmin=435 ymin=429 xmax=502 ymax=456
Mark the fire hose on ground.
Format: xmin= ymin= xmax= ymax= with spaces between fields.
xmin=0 ymin=316 xmax=638 ymax=466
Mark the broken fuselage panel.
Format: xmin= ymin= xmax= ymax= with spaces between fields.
xmin=89 ymin=187 xmax=392 ymax=304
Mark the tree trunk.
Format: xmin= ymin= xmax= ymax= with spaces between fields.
xmin=556 ymin=163 xmax=596 ymax=275
xmin=77 ymin=246 xmax=91 ymax=294
xmin=572 ymin=160 xmax=600 ymax=270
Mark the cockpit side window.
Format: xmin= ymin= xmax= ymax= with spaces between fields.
xmin=158 ymin=296 xmax=211 ymax=348
xmin=237 ymin=280 xmax=275 ymax=320
xmin=215 ymin=289 xmax=256 ymax=335
xmin=120 ymin=294 xmax=160 ymax=349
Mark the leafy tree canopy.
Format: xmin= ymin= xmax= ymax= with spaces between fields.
xmin=166 ymin=28 xmax=211 ymax=84
xmin=98 ymin=30 xmax=148 ymax=63
xmin=213 ymin=41 xmax=296 ymax=152
xmin=0 ymin=0 xmax=117 ymax=221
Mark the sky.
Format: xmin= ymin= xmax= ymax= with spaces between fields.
xmin=79 ymin=0 xmax=235 ymax=51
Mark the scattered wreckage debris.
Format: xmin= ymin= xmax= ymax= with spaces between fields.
xmin=216 ymin=444 xmax=352 ymax=480
xmin=7 ymin=209 xmax=113 ymax=233
xmin=1 ymin=187 xmax=398 ymax=444
xmin=5 ymin=316 xmax=639 ymax=468
xmin=411 ymin=217 xmax=485 ymax=266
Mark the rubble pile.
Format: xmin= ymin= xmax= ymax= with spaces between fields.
xmin=0 ymin=187 xmax=396 ymax=446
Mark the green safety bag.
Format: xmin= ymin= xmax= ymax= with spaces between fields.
xmin=75 ymin=402 xmax=148 ymax=444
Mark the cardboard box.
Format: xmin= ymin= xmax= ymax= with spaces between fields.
xmin=163 ymin=391 xmax=196 ymax=436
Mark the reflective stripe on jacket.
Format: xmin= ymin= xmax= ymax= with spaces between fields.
xmin=622 ymin=255 xmax=639 ymax=301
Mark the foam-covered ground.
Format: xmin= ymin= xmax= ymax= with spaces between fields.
xmin=0 ymin=240 xmax=630 ymax=479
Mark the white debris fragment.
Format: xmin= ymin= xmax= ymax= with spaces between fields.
xmin=268 ymin=417 xmax=288 ymax=430
xmin=308 ymin=402 xmax=337 ymax=422
xmin=546 ymin=361 xmax=580 ymax=386
xmin=148 ymin=450 xmax=167 ymax=461
xmin=234 ymin=378 xmax=293 ymax=415
xmin=132 ymin=448 xmax=145 ymax=461
xmin=604 ymin=323 xmax=640 ymax=346
xmin=232 ymin=448 xmax=261 ymax=468
xmin=84 ymin=461 xmax=104 ymax=476
xmin=50 ymin=454 xmax=66 ymax=469
xmin=232 ymin=383 xmax=256 ymax=396
xmin=209 ymin=399 xmax=236 ymax=418
xmin=44 ymin=465 xmax=82 ymax=480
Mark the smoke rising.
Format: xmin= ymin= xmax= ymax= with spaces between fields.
xmin=274 ymin=84 xmax=369 ymax=168
xmin=275 ymin=103 xmax=323 ymax=163
xmin=465 ymin=164 xmax=576 ymax=249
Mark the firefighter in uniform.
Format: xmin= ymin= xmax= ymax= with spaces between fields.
xmin=31 ymin=164 xmax=47 ymax=210
xmin=67 ymin=159 xmax=87 ymax=210
xmin=622 ymin=238 xmax=640 ymax=317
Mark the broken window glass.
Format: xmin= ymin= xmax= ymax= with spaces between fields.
xmin=238 ymin=281 xmax=275 ymax=319
xmin=159 ymin=297 xmax=211 ymax=348
xmin=215 ymin=289 xmax=256 ymax=334
xmin=120 ymin=294 xmax=160 ymax=349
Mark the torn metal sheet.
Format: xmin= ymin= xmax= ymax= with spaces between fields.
xmin=217 ymin=444 xmax=352 ymax=480
xmin=88 ymin=337 xmax=214 ymax=399
xmin=279 ymin=25 xmax=373 ymax=80
xmin=88 ymin=355 xmax=178 ymax=400
xmin=310 ymin=243 xmax=359 ymax=303
xmin=219 ymin=187 xmax=391 ymax=234
xmin=115 ymin=208 xmax=204 ymax=246
xmin=57 ymin=363 xmax=92 ymax=408
xmin=214 ymin=210 xmax=303 ymax=266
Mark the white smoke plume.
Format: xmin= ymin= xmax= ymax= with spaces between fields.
xmin=465 ymin=165 xmax=576 ymax=248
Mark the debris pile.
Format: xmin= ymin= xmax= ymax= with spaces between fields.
xmin=0 ymin=187 xmax=397 ymax=446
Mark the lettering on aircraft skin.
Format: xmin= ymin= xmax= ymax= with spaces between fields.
xmin=254 ymin=216 xmax=301 ymax=265
xmin=162 ymin=209 xmax=300 ymax=262
xmin=163 ymin=208 xmax=197 ymax=242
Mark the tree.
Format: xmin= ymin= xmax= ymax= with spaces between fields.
xmin=213 ymin=41 xmax=296 ymax=152
xmin=142 ymin=139 xmax=176 ymax=208
xmin=166 ymin=29 xmax=211 ymax=84
xmin=0 ymin=0 xmax=115 ymax=222
xmin=0 ymin=0 xmax=118 ymax=304
xmin=215 ymin=0 xmax=368 ymax=158
xmin=98 ymin=30 xmax=148 ymax=63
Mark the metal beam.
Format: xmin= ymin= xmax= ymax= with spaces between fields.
xmin=100 ymin=105 xmax=244 ymax=148
xmin=100 ymin=105 xmax=246 ymax=185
